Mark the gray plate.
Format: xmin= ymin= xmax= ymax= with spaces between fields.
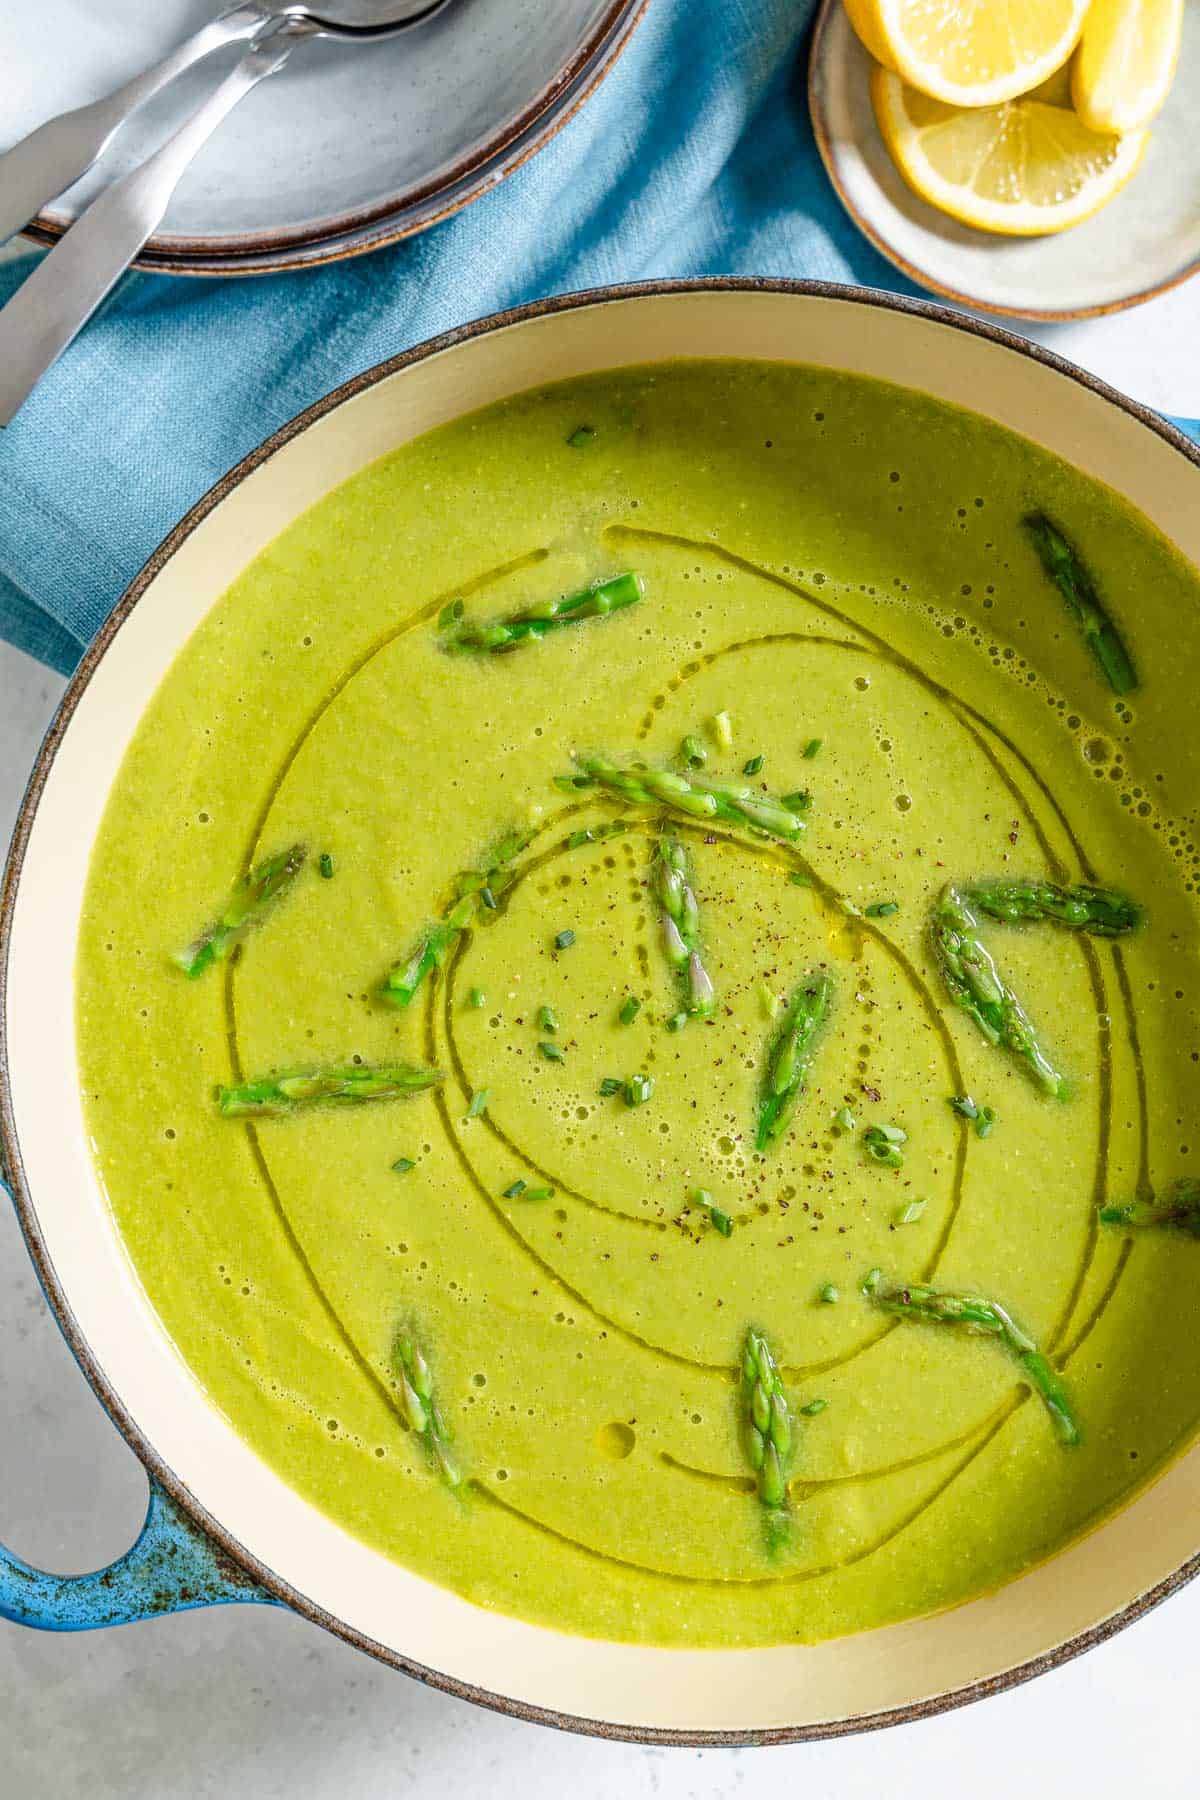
xmin=809 ymin=0 xmax=1200 ymax=321
xmin=4 ymin=0 xmax=644 ymax=274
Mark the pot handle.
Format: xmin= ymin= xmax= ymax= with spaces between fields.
xmin=0 ymin=1475 xmax=277 ymax=1630
xmin=0 ymin=1153 xmax=278 ymax=1630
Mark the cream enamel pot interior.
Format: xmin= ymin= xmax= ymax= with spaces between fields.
xmin=3 ymin=282 xmax=1200 ymax=1745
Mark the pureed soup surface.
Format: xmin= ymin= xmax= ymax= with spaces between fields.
xmin=78 ymin=361 xmax=1200 ymax=1648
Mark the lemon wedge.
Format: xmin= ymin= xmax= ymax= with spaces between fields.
xmin=870 ymin=63 xmax=1148 ymax=235
xmin=1072 ymin=0 xmax=1184 ymax=134
xmin=844 ymin=0 xmax=1093 ymax=106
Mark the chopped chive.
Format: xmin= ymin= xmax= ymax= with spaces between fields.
xmin=480 ymin=885 xmax=498 ymax=911
xmin=742 ymin=754 xmax=764 ymax=776
xmin=467 ymin=986 xmax=487 ymax=1009
xmin=710 ymin=710 xmax=733 ymax=749
xmin=618 ymin=994 xmax=641 ymax=1025
xmin=803 ymin=738 xmax=822 ymax=760
xmin=598 ymin=1076 xmax=623 ymax=1097
xmin=819 ymin=1282 xmax=839 ymax=1304
xmin=758 ymin=983 xmax=780 ymax=1020
xmin=554 ymin=774 xmax=594 ymax=793
xmin=566 ymin=424 xmax=596 ymax=448
xmin=554 ymin=929 xmax=576 ymax=950
xmin=466 ymin=1088 xmax=489 ymax=1120
xmin=437 ymin=598 xmax=465 ymax=630
xmin=502 ymin=1178 xmax=527 ymax=1199
xmin=538 ymin=1041 xmax=565 ymax=1062
xmin=864 ymin=1122 xmax=906 ymax=1168
xmin=949 ymin=1094 xmax=980 ymax=1120
xmin=834 ymin=1105 xmax=856 ymax=1132
xmin=666 ymin=1010 xmax=689 ymax=1033
xmin=318 ymin=852 xmax=334 ymax=880
xmin=896 ymin=1198 xmax=927 ymax=1225
xmin=787 ymin=871 xmax=812 ymax=888
xmin=625 ymin=1073 xmax=654 ymax=1107
xmin=524 ymin=1186 xmax=554 ymax=1201
xmin=689 ymin=1187 xmax=730 ymax=1232
xmin=680 ymin=734 xmax=707 ymax=768
xmin=868 ymin=1123 xmax=907 ymax=1145
xmin=799 ymin=1397 xmax=829 ymax=1416
xmin=862 ymin=1266 xmax=882 ymax=1294
xmin=976 ymin=1105 xmax=997 ymax=1139
xmin=537 ymin=1004 xmax=559 ymax=1034
xmin=781 ymin=790 xmax=812 ymax=813
xmin=864 ymin=901 xmax=899 ymax=919
xmin=392 ymin=1156 xmax=415 ymax=1175
xmin=867 ymin=1144 xmax=903 ymax=1168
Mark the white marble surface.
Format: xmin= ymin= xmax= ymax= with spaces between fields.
xmin=3 ymin=278 xmax=1200 ymax=1791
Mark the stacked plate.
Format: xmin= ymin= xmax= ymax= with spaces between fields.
xmin=2 ymin=0 xmax=645 ymax=274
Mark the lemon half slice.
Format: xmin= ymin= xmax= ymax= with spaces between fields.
xmin=870 ymin=63 xmax=1149 ymax=236
xmin=845 ymin=0 xmax=1093 ymax=107
xmin=1072 ymin=0 xmax=1184 ymax=135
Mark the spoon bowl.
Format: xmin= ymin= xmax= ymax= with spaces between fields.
xmin=281 ymin=0 xmax=451 ymax=36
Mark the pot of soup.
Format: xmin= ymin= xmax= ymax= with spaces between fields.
xmin=2 ymin=280 xmax=1199 ymax=1743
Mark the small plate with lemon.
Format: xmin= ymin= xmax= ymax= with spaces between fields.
xmin=809 ymin=0 xmax=1200 ymax=318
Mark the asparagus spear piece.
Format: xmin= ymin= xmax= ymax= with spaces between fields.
xmin=1099 ymin=1179 xmax=1200 ymax=1237
xmin=383 ymin=922 xmax=456 ymax=1008
xmin=565 ymin=755 xmax=807 ymax=845
xmin=1023 ymin=513 xmax=1137 ymax=696
xmin=652 ymin=836 xmax=715 ymax=1023
xmin=440 ymin=572 xmax=643 ymax=653
xmin=741 ymin=1328 xmax=792 ymax=1533
xmin=395 ymin=1330 xmax=462 ymax=1488
xmin=172 ymin=844 xmax=306 ymax=978
xmin=931 ymin=884 xmax=1065 ymax=1097
xmin=968 ymin=879 xmax=1141 ymax=937
xmin=218 ymin=1063 xmax=444 ymax=1116
xmin=872 ymin=1282 xmax=1079 ymax=1445
xmin=756 ymin=971 xmax=834 ymax=1151
xmin=381 ymin=825 xmax=536 ymax=1007
xmin=443 ymin=824 xmax=537 ymax=918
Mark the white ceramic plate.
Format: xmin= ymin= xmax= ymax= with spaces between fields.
xmin=2 ymin=0 xmax=644 ymax=273
xmin=808 ymin=0 xmax=1200 ymax=321
xmin=4 ymin=283 xmax=1200 ymax=1742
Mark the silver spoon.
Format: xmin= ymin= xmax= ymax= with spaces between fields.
xmin=0 ymin=3 xmax=449 ymax=427
xmin=0 ymin=1 xmax=449 ymax=249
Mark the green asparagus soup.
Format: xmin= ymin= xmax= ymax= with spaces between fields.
xmin=77 ymin=361 xmax=1200 ymax=1647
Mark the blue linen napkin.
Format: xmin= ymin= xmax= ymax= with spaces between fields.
xmin=0 ymin=0 xmax=1196 ymax=675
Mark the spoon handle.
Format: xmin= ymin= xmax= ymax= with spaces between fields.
xmin=0 ymin=5 xmax=270 ymax=249
xmin=0 ymin=33 xmax=296 ymax=429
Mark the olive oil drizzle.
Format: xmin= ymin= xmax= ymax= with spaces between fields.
xmin=220 ymin=530 xmax=1147 ymax=1580
xmin=611 ymin=524 xmax=1146 ymax=1351
xmin=472 ymin=1404 xmax=1017 ymax=1589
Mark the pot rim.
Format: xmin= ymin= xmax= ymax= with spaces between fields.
xmin=3 ymin=276 xmax=1199 ymax=1746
